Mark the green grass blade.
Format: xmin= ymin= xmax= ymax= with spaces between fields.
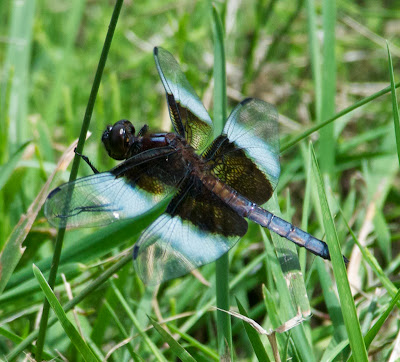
xmin=281 ymin=81 xmax=400 ymax=153
xmin=236 ymin=298 xmax=271 ymax=362
xmin=32 ymin=264 xmax=99 ymax=362
xmin=6 ymin=251 xmax=132 ymax=360
xmin=167 ymin=324 xmax=219 ymax=360
xmin=211 ymin=3 xmax=232 ymax=360
xmin=386 ymin=42 xmax=400 ymax=167
xmin=363 ymin=288 xmax=400 ymax=349
xmin=1 ymin=0 xmax=34 ymax=146
xmin=311 ymin=145 xmax=368 ymax=361
xmin=0 ymin=140 xmax=30 ymax=191
xmin=265 ymin=195 xmax=311 ymax=317
xmin=305 ymin=0 xmax=322 ymax=122
xmin=340 ymin=210 xmax=399 ymax=299
xmin=211 ymin=4 xmax=227 ymax=137
xmin=261 ymin=218 xmax=314 ymax=361
xmin=315 ymin=257 xmax=347 ymax=333
xmin=0 ymin=326 xmax=54 ymax=360
xmin=35 ymin=1 xmax=125 ymax=358
xmin=347 ymin=288 xmax=400 ymax=362
xmin=110 ymin=280 xmax=166 ymax=362
xmin=104 ymin=301 xmax=138 ymax=359
xmin=319 ymin=0 xmax=337 ymax=174
xmin=149 ymin=318 xmax=196 ymax=362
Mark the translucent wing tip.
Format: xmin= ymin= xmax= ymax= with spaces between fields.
xmin=240 ymin=97 xmax=253 ymax=106
xmin=47 ymin=186 xmax=62 ymax=200
xmin=133 ymin=244 xmax=139 ymax=260
xmin=44 ymin=187 xmax=67 ymax=228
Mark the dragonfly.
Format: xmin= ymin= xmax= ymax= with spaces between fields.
xmin=44 ymin=47 xmax=345 ymax=285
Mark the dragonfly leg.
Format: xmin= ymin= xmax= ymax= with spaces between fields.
xmin=74 ymin=148 xmax=100 ymax=174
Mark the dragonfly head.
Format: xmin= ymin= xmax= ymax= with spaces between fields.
xmin=102 ymin=119 xmax=136 ymax=160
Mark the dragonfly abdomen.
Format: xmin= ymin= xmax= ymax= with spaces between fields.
xmin=248 ymin=206 xmax=331 ymax=260
xmin=199 ymin=173 xmax=346 ymax=263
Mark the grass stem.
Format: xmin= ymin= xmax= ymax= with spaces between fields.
xmin=34 ymin=1 xmax=124 ymax=359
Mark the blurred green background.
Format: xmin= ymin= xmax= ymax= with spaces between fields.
xmin=1 ymin=0 xmax=400 ymax=360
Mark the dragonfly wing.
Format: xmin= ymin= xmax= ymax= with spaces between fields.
xmin=204 ymin=98 xmax=280 ymax=205
xmin=133 ymin=177 xmax=247 ymax=284
xmin=44 ymin=172 xmax=171 ymax=228
xmin=44 ymin=148 xmax=182 ymax=228
xmin=154 ymin=47 xmax=213 ymax=150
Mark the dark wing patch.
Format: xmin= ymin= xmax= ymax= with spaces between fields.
xmin=167 ymin=177 xmax=248 ymax=237
xmin=154 ymin=47 xmax=213 ymax=150
xmin=203 ymin=98 xmax=280 ymax=205
xmin=133 ymin=177 xmax=247 ymax=284
xmin=115 ymin=149 xmax=187 ymax=194
xmin=203 ymin=136 xmax=274 ymax=205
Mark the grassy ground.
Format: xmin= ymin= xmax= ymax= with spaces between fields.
xmin=1 ymin=0 xmax=400 ymax=360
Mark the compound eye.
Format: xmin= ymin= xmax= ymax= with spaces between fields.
xmin=102 ymin=120 xmax=135 ymax=160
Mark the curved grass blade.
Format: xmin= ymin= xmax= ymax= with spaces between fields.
xmin=340 ymin=209 xmax=399 ymax=301
xmin=104 ymin=301 xmax=141 ymax=360
xmin=166 ymin=324 xmax=219 ymax=361
xmin=6 ymin=252 xmax=132 ymax=360
xmin=0 ymin=326 xmax=54 ymax=360
xmin=110 ymin=280 xmax=166 ymax=361
xmin=311 ymin=144 xmax=368 ymax=361
xmin=149 ymin=317 xmax=196 ymax=362
xmin=32 ymin=264 xmax=99 ymax=362
xmin=236 ymin=298 xmax=271 ymax=362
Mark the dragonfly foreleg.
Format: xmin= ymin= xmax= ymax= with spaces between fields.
xmin=74 ymin=148 xmax=100 ymax=174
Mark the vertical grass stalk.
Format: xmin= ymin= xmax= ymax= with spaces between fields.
xmin=211 ymin=4 xmax=232 ymax=359
xmin=320 ymin=0 xmax=337 ymax=174
xmin=34 ymin=1 xmax=125 ymax=360
xmin=311 ymin=145 xmax=368 ymax=361
xmin=305 ymin=0 xmax=322 ymax=123
xmin=386 ymin=42 xmax=400 ymax=167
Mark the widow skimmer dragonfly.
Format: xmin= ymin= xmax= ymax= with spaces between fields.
xmin=45 ymin=47 xmax=343 ymax=285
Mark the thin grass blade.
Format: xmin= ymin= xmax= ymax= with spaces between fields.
xmin=6 ymin=250 xmax=132 ymax=360
xmin=32 ymin=264 xmax=99 ymax=362
xmin=311 ymin=145 xmax=368 ymax=361
xmin=149 ymin=317 xmax=196 ymax=362
xmin=211 ymin=3 xmax=232 ymax=360
xmin=386 ymin=42 xmax=400 ymax=167
xmin=281 ymin=81 xmax=400 ymax=153
xmin=0 ymin=140 xmax=30 ymax=191
xmin=236 ymin=298 xmax=271 ymax=362
xmin=110 ymin=280 xmax=166 ymax=361
xmin=319 ymin=0 xmax=337 ymax=174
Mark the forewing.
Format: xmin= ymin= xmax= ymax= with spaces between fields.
xmin=154 ymin=47 xmax=213 ymax=150
xmin=44 ymin=149 xmax=183 ymax=228
xmin=203 ymin=98 xmax=280 ymax=205
xmin=44 ymin=172 xmax=170 ymax=228
xmin=133 ymin=178 xmax=247 ymax=284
